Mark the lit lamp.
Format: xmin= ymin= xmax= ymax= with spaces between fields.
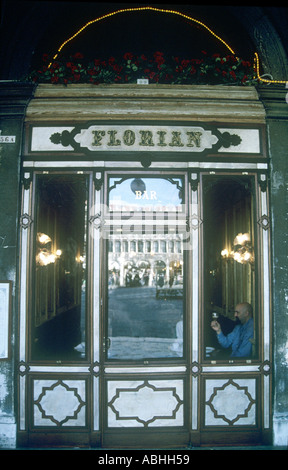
xmin=36 ymin=232 xmax=62 ymax=266
xmin=221 ymin=233 xmax=254 ymax=264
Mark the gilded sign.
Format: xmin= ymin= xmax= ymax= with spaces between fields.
xmin=89 ymin=128 xmax=204 ymax=150
xmin=29 ymin=123 xmax=264 ymax=156
xmin=49 ymin=124 xmax=242 ymax=154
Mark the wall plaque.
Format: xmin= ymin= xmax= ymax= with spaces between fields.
xmin=0 ymin=130 xmax=16 ymax=143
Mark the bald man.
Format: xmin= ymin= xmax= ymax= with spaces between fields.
xmin=211 ymin=303 xmax=254 ymax=358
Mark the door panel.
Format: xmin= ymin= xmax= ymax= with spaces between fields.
xmin=106 ymin=378 xmax=184 ymax=427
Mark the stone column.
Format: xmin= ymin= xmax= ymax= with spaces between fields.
xmin=258 ymin=86 xmax=288 ymax=447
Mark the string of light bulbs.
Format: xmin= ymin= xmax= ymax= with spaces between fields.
xmin=48 ymin=6 xmax=287 ymax=85
xmin=253 ymin=52 xmax=286 ymax=85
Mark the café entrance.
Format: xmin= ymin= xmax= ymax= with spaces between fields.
xmin=17 ymin=85 xmax=272 ymax=448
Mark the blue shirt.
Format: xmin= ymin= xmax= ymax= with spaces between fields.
xmin=217 ymin=318 xmax=254 ymax=357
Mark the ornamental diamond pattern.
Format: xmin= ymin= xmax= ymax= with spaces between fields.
xmin=33 ymin=379 xmax=86 ymax=427
xmin=108 ymin=380 xmax=184 ymax=427
xmin=205 ymin=378 xmax=256 ymax=426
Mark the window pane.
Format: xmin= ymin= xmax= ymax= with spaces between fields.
xmin=108 ymin=177 xmax=183 ymax=212
xmin=32 ymin=175 xmax=88 ymax=361
xmin=203 ymin=176 xmax=256 ymax=360
xmin=107 ymin=233 xmax=184 ymax=360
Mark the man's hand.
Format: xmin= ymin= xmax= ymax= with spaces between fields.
xmin=211 ymin=320 xmax=221 ymax=334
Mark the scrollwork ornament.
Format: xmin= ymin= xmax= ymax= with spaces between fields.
xmin=191 ymin=362 xmax=201 ymax=377
xmin=20 ymin=213 xmax=33 ymax=230
xmin=18 ymin=361 xmax=30 ymax=376
xmin=259 ymin=360 xmax=271 ymax=376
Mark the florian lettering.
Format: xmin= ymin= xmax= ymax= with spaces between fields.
xmin=92 ymin=130 xmax=105 ymax=146
xmin=157 ymin=130 xmax=167 ymax=146
xmin=169 ymin=131 xmax=184 ymax=147
xmin=139 ymin=130 xmax=155 ymax=146
xmin=123 ymin=130 xmax=136 ymax=146
xmin=89 ymin=127 xmax=206 ymax=150
xmin=186 ymin=131 xmax=202 ymax=147
xmin=107 ymin=130 xmax=121 ymax=146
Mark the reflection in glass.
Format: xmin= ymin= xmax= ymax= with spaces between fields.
xmin=108 ymin=177 xmax=183 ymax=212
xmin=32 ymin=175 xmax=88 ymax=361
xmin=107 ymin=233 xmax=184 ymax=360
xmin=203 ymin=177 xmax=256 ymax=359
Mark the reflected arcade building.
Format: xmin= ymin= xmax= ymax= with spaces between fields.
xmin=0 ymin=4 xmax=288 ymax=449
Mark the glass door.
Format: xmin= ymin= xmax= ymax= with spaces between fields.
xmin=100 ymin=173 xmax=191 ymax=447
xmin=18 ymin=168 xmax=271 ymax=448
xmin=104 ymin=174 xmax=187 ymax=361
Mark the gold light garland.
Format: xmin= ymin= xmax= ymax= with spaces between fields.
xmin=49 ymin=6 xmax=236 ymax=65
xmin=48 ymin=6 xmax=287 ymax=86
xmin=254 ymin=52 xmax=286 ymax=85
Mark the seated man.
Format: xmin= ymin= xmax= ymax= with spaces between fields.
xmin=211 ymin=302 xmax=254 ymax=358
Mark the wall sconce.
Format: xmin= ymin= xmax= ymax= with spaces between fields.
xmin=36 ymin=232 xmax=62 ymax=266
xmin=221 ymin=233 xmax=254 ymax=264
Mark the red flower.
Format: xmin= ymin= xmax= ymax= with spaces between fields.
xmin=154 ymin=53 xmax=165 ymax=69
xmin=51 ymin=62 xmax=60 ymax=70
xmin=181 ymin=59 xmax=190 ymax=68
xmin=154 ymin=51 xmax=165 ymax=66
xmin=124 ymin=52 xmax=133 ymax=61
xmin=66 ymin=62 xmax=77 ymax=71
xmin=112 ymin=64 xmax=122 ymax=73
